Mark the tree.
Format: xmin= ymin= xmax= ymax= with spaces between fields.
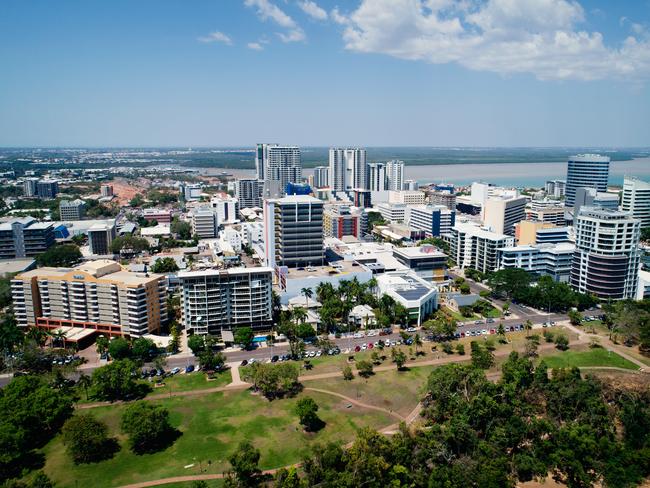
xmin=77 ymin=373 xmax=92 ymax=401
xmin=470 ymin=341 xmax=494 ymax=369
xmin=168 ymin=322 xmax=181 ymax=353
xmin=228 ymin=441 xmax=261 ymax=487
xmin=150 ymin=257 xmax=179 ymax=273
xmin=554 ymin=333 xmax=570 ymax=351
xmin=392 ymin=349 xmax=407 ymax=369
xmin=171 ymin=217 xmax=192 ymax=240
xmin=486 ymin=267 xmax=531 ymax=299
xmin=234 ymin=327 xmax=254 ymax=349
xmin=524 ymin=337 xmax=539 ymax=358
xmin=370 ymin=350 xmax=381 ymax=365
xmin=342 ymin=364 xmax=354 ymax=381
xmin=300 ymin=287 xmax=313 ymax=308
xmin=121 ymin=401 xmax=176 ymax=454
xmin=0 ymin=314 xmax=23 ymax=354
xmin=524 ymin=319 xmax=533 ymax=337
xmin=241 ymin=362 xmax=300 ymax=399
xmin=568 ymin=309 xmax=582 ymax=326
xmin=62 ymin=414 xmax=116 ymax=464
xmin=96 ymin=335 xmax=109 ymax=355
xmin=110 ymin=235 xmax=150 ymax=254
xmin=459 ymin=283 xmax=471 ymax=295
xmin=356 ymin=360 xmax=373 ymax=378
xmin=294 ymin=397 xmax=322 ymax=432
xmin=187 ymin=334 xmax=205 ymax=355
xmin=36 ymin=244 xmax=82 ymax=267
xmin=456 ymin=343 xmax=465 ymax=355
xmin=108 ymin=337 xmax=131 ymax=360
xmin=131 ymin=337 xmax=156 ymax=362
xmin=198 ymin=349 xmax=226 ymax=372
xmin=130 ymin=194 xmax=144 ymax=207
xmin=90 ymin=359 xmax=147 ymax=401
xmin=413 ymin=333 xmax=423 ymax=355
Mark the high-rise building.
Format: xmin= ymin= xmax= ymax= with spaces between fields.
xmin=11 ymin=260 xmax=167 ymax=336
xmin=622 ymin=176 xmax=650 ymax=228
xmin=428 ymin=190 xmax=457 ymax=211
xmin=235 ymin=179 xmax=261 ymax=210
xmin=59 ymin=199 xmax=86 ymax=221
xmin=403 ymin=179 xmax=418 ymax=191
xmin=23 ymin=178 xmax=39 ymax=197
xmin=545 ymin=180 xmax=566 ymax=198
xmin=565 ymin=154 xmax=610 ymax=207
xmin=263 ymin=195 xmax=324 ymax=268
xmin=100 ymin=184 xmax=114 ymax=197
xmin=255 ymin=143 xmax=271 ymax=181
xmin=406 ymin=205 xmax=455 ymax=238
xmin=0 ymin=217 xmax=55 ymax=259
xmin=482 ymin=196 xmax=527 ymax=236
xmin=211 ymin=196 xmax=239 ymax=224
xmin=367 ymin=162 xmax=386 ymax=191
xmin=574 ymin=187 xmax=619 ymax=215
xmin=265 ymin=145 xmax=302 ymax=193
xmin=88 ymin=222 xmax=116 ymax=255
xmin=191 ymin=206 xmax=219 ymax=238
xmin=328 ymin=148 xmax=367 ymax=191
xmin=571 ymin=207 xmax=641 ymax=300
xmin=312 ymin=166 xmax=329 ymax=188
xmin=451 ymin=222 xmax=514 ymax=273
xmin=178 ymin=267 xmax=273 ymax=335
xmin=37 ymin=180 xmax=59 ymax=199
xmin=386 ymin=160 xmax=404 ymax=191
xmin=498 ymin=242 xmax=575 ymax=283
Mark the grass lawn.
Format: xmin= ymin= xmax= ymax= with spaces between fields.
xmin=440 ymin=306 xmax=477 ymax=322
xmin=42 ymin=389 xmax=393 ymax=488
xmin=148 ymin=369 xmax=232 ymax=396
xmin=540 ymin=348 xmax=640 ymax=371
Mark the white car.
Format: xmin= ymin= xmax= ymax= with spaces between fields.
xmin=361 ymin=344 xmax=367 ymax=350
xmin=316 ymin=351 xmax=322 ymax=357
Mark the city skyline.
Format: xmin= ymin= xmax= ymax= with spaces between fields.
xmin=1 ymin=0 xmax=649 ymax=147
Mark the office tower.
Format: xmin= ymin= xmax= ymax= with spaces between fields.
xmin=178 ymin=267 xmax=273 ymax=335
xmin=180 ymin=183 xmax=202 ymax=201
xmin=483 ymin=196 xmax=527 ymax=236
xmin=37 ymin=180 xmax=59 ymax=199
xmin=570 ymin=207 xmax=641 ymax=299
xmin=328 ymin=148 xmax=367 ymax=191
xmin=451 ymin=222 xmax=514 ymax=273
xmin=367 ymin=162 xmax=386 ymax=191
xmin=377 ymin=202 xmax=407 ymax=223
xmin=255 ymin=143 xmax=271 ymax=181
xmin=403 ymin=179 xmax=418 ymax=191
xmin=545 ymin=180 xmax=566 ymax=198
xmin=191 ymin=206 xmax=219 ymax=238
xmin=236 ymin=179 xmax=261 ymax=210
xmin=11 ymin=260 xmax=167 ymax=336
xmin=265 ymin=145 xmax=302 ymax=192
xmin=323 ymin=206 xmax=364 ymax=239
xmin=59 ymin=199 xmax=86 ymax=221
xmin=386 ymin=160 xmax=404 ymax=191
xmin=312 ymin=166 xmax=329 ymax=188
xmin=622 ymin=176 xmax=650 ymax=228
xmin=142 ymin=208 xmax=172 ymax=224
xmin=100 ymin=184 xmax=114 ymax=197
xmin=565 ymin=154 xmax=610 ymax=207
xmin=88 ymin=222 xmax=116 ymax=255
xmin=406 ymin=205 xmax=456 ymax=238
xmin=0 ymin=217 xmax=55 ymax=259
xmin=23 ymin=178 xmax=39 ymax=197
xmin=428 ymin=191 xmax=457 ymax=211
xmin=211 ymin=196 xmax=239 ymax=224
xmin=498 ymin=242 xmax=575 ymax=283
xmin=263 ymin=195 xmax=324 ymax=268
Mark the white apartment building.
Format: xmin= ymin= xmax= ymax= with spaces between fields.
xmin=406 ymin=205 xmax=455 ymax=238
xmin=211 ymin=196 xmax=239 ymax=224
xmin=178 ymin=267 xmax=273 ymax=335
xmin=329 ymin=148 xmax=367 ymax=191
xmin=571 ymin=207 xmax=641 ymax=300
xmin=377 ymin=202 xmax=407 ymax=223
xmin=367 ymin=163 xmax=386 ymax=191
xmin=264 ymin=145 xmax=302 ymax=193
xmin=565 ymin=154 xmax=610 ymax=207
xmin=11 ymin=260 xmax=167 ymax=336
xmin=385 ymin=160 xmax=404 ymax=191
xmin=498 ymin=242 xmax=575 ymax=283
xmin=483 ymin=195 xmax=527 ymax=236
xmin=181 ymin=183 xmax=202 ymax=201
xmin=191 ymin=206 xmax=219 ymax=238
xmin=403 ymin=179 xmax=418 ymax=191
xmin=451 ymin=222 xmax=514 ymax=273
xmin=313 ymin=166 xmax=329 ymax=188
xmin=622 ymin=176 xmax=650 ymax=228
xmin=235 ymin=179 xmax=261 ymax=210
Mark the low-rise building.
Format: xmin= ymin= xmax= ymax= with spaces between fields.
xmin=349 ymin=304 xmax=376 ymax=328
xmin=406 ymin=204 xmax=455 ymax=237
xmin=515 ymin=221 xmax=570 ymax=245
xmin=11 ymin=260 xmax=167 ymax=336
xmin=323 ymin=205 xmax=364 ymax=239
xmin=376 ymin=271 xmax=438 ymax=325
xmin=59 ymin=199 xmax=86 ymax=221
xmin=392 ymin=245 xmax=448 ymax=283
xmin=388 ymin=190 xmax=426 ymax=205
xmin=0 ymin=217 xmax=55 ymax=259
xmin=143 ymin=208 xmax=173 ymax=224
xmin=498 ymin=242 xmax=575 ymax=282
xmin=377 ymin=202 xmax=406 ymax=223
xmin=451 ymin=222 xmax=514 ymax=273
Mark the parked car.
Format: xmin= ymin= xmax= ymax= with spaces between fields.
xmin=271 ymin=355 xmax=279 ymax=362
xmin=171 ymin=367 xmax=181 ymax=375
xmin=185 ymin=364 xmax=195 ymax=373
xmin=354 ymin=345 xmax=361 ymax=352
xmin=240 ymin=359 xmax=248 ymax=366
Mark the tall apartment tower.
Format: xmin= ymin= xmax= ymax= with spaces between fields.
xmin=570 ymin=207 xmax=641 ymax=300
xmin=368 ymin=163 xmax=386 ymax=191
xmin=263 ymin=195 xmax=324 ymax=269
xmin=565 ymin=154 xmax=610 ymax=207
xmin=236 ymin=179 xmax=261 ymax=210
xmin=100 ymin=184 xmax=114 ymax=197
xmin=88 ymin=222 xmax=116 ymax=255
xmin=386 ymin=160 xmax=404 ymax=191
xmin=23 ymin=178 xmax=39 ymax=197
xmin=11 ymin=260 xmax=167 ymax=336
xmin=263 ymin=145 xmax=302 ymax=193
xmin=329 ymin=148 xmax=367 ymax=191
xmin=312 ymin=166 xmax=329 ymax=188
xmin=622 ymin=176 xmax=650 ymax=228
xmin=255 ymin=143 xmax=270 ymax=181
xmin=37 ymin=180 xmax=59 ymax=199
xmin=483 ymin=196 xmax=527 ymax=236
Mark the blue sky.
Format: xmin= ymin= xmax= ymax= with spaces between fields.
xmin=0 ymin=0 xmax=649 ymax=147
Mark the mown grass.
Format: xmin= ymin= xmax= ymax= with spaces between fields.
xmin=540 ymin=348 xmax=639 ymax=371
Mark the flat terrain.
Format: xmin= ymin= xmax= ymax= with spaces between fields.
xmin=541 ymin=347 xmax=640 ymax=371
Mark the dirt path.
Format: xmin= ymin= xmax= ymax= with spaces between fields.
xmin=304 ymin=387 xmax=405 ymax=421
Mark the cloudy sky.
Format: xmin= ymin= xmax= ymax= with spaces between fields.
xmin=0 ymin=0 xmax=649 ymax=147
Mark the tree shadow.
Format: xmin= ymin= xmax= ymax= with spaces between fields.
xmin=132 ymin=427 xmax=182 ymax=455
xmin=304 ymin=417 xmax=326 ymax=433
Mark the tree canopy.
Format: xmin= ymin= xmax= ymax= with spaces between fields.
xmin=35 ymin=244 xmax=82 ymax=267
xmin=121 ymin=401 xmax=177 ymax=454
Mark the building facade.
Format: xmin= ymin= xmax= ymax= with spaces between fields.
xmin=367 ymin=163 xmax=386 ymax=191
xmin=37 ymin=180 xmax=59 ymax=199
xmin=483 ymin=196 xmax=527 ymax=236
xmin=191 ymin=206 xmax=219 ymax=238
xmin=88 ymin=222 xmax=116 ymax=255
xmin=329 ymin=148 xmax=367 ymax=191
xmin=0 ymin=217 xmax=55 ymax=259
xmin=178 ymin=267 xmax=273 ymax=335
xmin=323 ymin=206 xmax=364 ymax=239
xmin=406 ymin=204 xmax=455 ymax=238
xmin=265 ymin=145 xmax=302 ymax=193
xmin=11 ymin=260 xmax=167 ymax=336
xmin=211 ymin=196 xmax=239 ymax=224
xmin=622 ymin=176 xmax=650 ymax=228
xmin=451 ymin=222 xmax=514 ymax=273
xmin=312 ymin=166 xmax=329 ymax=188
xmin=498 ymin=242 xmax=575 ymax=282
xmin=565 ymin=154 xmax=610 ymax=207
xmin=570 ymin=207 xmax=641 ymax=300
xmin=59 ymin=200 xmax=86 ymax=221
xmin=235 ymin=179 xmax=262 ymax=210
xmin=385 ymin=160 xmax=404 ymax=191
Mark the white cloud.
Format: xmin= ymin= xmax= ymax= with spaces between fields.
xmin=197 ymin=31 xmax=233 ymax=45
xmin=244 ymin=0 xmax=306 ymax=42
xmin=248 ymin=42 xmax=264 ymax=50
xmin=336 ymin=0 xmax=650 ymax=81
xmin=298 ymin=0 xmax=328 ymax=21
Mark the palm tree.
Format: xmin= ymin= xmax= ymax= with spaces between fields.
xmin=0 ymin=315 xmax=23 ymax=354
xmin=365 ymin=277 xmax=378 ymax=295
xmin=51 ymin=329 xmax=68 ymax=348
xmin=25 ymin=327 xmax=50 ymax=348
xmin=316 ymin=282 xmax=335 ymax=303
xmin=77 ymin=373 xmax=92 ymax=401
xmin=300 ymin=287 xmax=313 ymax=309
xmin=524 ymin=319 xmax=533 ymax=338
xmin=414 ymin=333 xmax=423 ymax=355
xmin=292 ymin=307 xmax=308 ymax=324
